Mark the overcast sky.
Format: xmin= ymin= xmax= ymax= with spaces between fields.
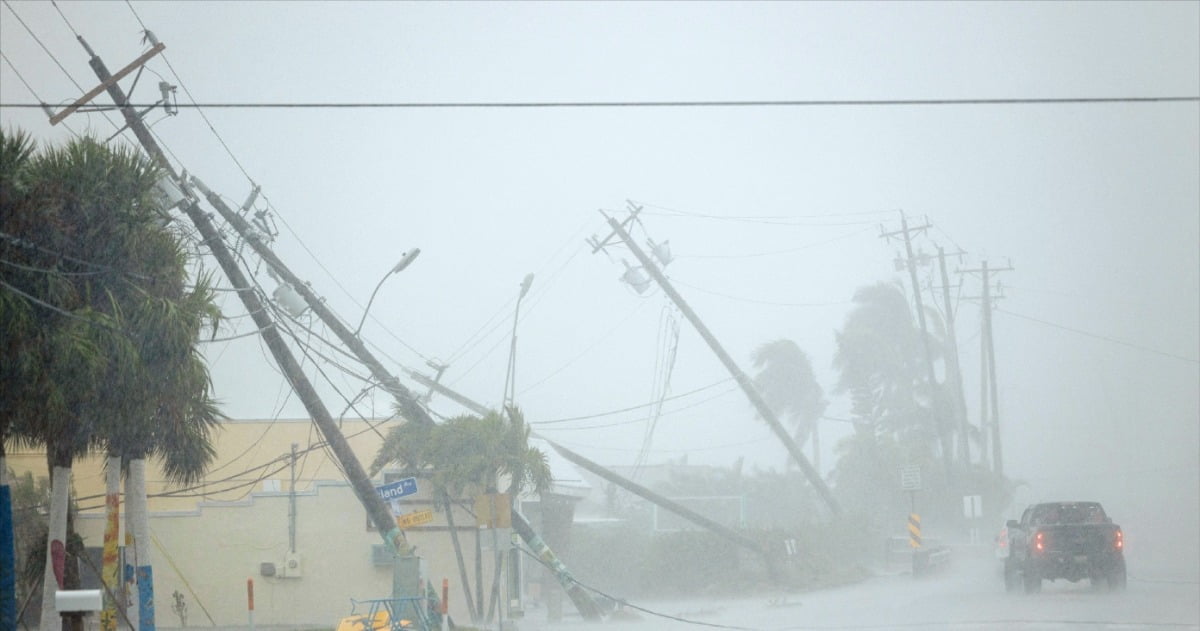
xmin=3 ymin=2 xmax=1197 ymax=539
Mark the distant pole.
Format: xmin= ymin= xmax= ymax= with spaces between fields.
xmin=978 ymin=269 xmax=992 ymax=471
xmin=1 ymin=465 xmax=13 ymax=631
xmin=246 ymin=579 xmax=254 ymax=631
xmin=937 ymin=247 xmax=971 ymax=467
xmin=882 ymin=212 xmax=953 ymax=484
xmin=441 ymin=579 xmax=449 ymax=631
xmin=982 ymin=264 xmax=1004 ymax=477
xmin=288 ymin=443 xmax=297 ymax=553
xmin=960 ymin=259 xmax=1013 ymax=477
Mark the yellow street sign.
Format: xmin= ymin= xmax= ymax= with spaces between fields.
xmin=908 ymin=513 xmax=922 ymax=548
xmin=474 ymin=493 xmax=511 ymax=528
xmin=396 ymin=509 xmax=434 ymax=529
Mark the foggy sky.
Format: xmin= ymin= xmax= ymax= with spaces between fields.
xmin=2 ymin=0 xmax=1197 ymax=570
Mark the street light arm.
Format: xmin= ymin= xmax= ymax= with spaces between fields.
xmin=354 ymin=249 xmax=421 ymax=337
xmin=354 ymin=273 xmax=391 ymax=337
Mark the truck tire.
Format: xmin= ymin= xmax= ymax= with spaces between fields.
xmin=1022 ymin=563 xmax=1042 ymax=593
xmin=1004 ymin=559 xmax=1020 ymax=593
xmin=1108 ymin=560 xmax=1127 ymax=591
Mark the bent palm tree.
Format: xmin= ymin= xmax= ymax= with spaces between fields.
xmin=370 ymin=408 xmax=549 ymax=624
xmin=751 ymin=339 xmax=827 ymax=468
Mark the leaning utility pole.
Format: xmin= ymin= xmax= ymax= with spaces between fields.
xmin=596 ymin=211 xmax=841 ymax=515
xmin=881 ymin=213 xmax=953 ymax=483
xmin=72 ymin=36 xmax=412 ymax=557
xmin=937 ymin=247 xmax=971 ymax=467
xmin=395 ymin=376 xmax=776 ymax=570
xmin=194 ymin=180 xmax=603 ymax=621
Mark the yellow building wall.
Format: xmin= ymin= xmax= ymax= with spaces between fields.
xmin=7 ymin=418 xmax=501 ymax=628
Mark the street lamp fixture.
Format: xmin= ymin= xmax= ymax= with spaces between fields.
xmin=502 ymin=273 xmax=535 ymax=409
xmin=354 ymin=248 xmax=421 ymax=336
xmin=502 ymin=272 xmax=534 ymax=620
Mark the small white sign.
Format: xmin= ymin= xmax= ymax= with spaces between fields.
xmin=900 ymin=465 xmax=922 ymax=491
xmin=963 ymin=494 xmax=983 ymax=518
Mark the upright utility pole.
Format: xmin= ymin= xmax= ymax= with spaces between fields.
xmin=982 ymin=265 xmax=1003 ymax=477
xmin=596 ymin=212 xmax=841 ymax=515
xmin=937 ymin=247 xmax=971 ymax=466
xmin=288 ymin=443 xmax=298 ymax=554
xmin=74 ymin=37 xmax=411 ymax=557
xmin=881 ymin=213 xmax=953 ymax=483
xmin=959 ymin=260 xmax=1013 ymax=477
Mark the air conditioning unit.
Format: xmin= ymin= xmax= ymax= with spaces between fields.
xmin=282 ymin=552 xmax=303 ymax=578
xmin=371 ymin=544 xmax=396 ymax=567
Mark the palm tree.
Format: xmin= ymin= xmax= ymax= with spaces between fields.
xmin=1 ymin=126 xmax=40 ymax=631
xmin=99 ymin=273 xmax=222 ymax=631
xmin=370 ymin=408 xmax=549 ymax=624
xmin=1 ymin=129 xmax=221 ymax=631
xmin=751 ymin=339 xmax=827 ymax=469
xmin=833 ymin=281 xmax=931 ymax=440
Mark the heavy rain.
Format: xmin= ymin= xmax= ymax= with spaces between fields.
xmin=1 ymin=2 xmax=1197 ymax=631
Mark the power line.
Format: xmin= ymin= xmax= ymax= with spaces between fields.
xmin=995 ymin=307 xmax=1199 ymax=364
xmin=519 ymin=299 xmax=651 ymax=396
xmin=0 ymin=51 xmax=82 ymax=139
xmin=517 ymin=546 xmax=759 ymax=631
xmin=534 ymin=381 xmax=739 ymax=429
xmin=48 ymin=0 xmax=81 ymax=39
xmin=670 ymin=277 xmax=851 ymax=308
xmin=4 ymin=96 xmax=1199 ymax=109
xmin=121 ymin=0 xmax=259 ymax=188
xmin=1 ymin=0 xmax=125 ymax=134
xmin=676 ymin=227 xmax=875 ymax=260
xmin=632 ymin=199 xmax=899 ymax=221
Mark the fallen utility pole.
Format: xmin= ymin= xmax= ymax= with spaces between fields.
xmin=404 ymin=374 xmax=776 ymax=571
xmin=600 ymin=213 xmax=841 ymax=516
xmin=195 ymin=179 xmax=604 ymax=621
xmin=75 ymin=36 xmax=411 ymax=556
xmin=545 ymin=440 xmax=778 ymax=577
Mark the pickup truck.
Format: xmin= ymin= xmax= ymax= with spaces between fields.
xmin=1003 ymin=501 xmax=1126 ymax=593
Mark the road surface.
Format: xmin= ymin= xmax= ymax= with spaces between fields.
xmin=519 ymin=551 xmax=1200 ymax=631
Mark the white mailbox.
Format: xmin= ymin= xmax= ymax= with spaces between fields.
xmin=55 ymin=589 xmax=102 ymax=613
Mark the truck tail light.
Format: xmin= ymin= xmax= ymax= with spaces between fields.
xmin=1114 ymin=528 xmax=1123 ymax=551
xmin=1034 ymin=531 xmax=1046 ymax=554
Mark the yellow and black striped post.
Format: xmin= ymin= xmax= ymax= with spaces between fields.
xmin=908 ymin=513 xmax=922 ymax=549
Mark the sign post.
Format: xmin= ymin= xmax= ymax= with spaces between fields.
xmin=963 ymin=494 xmax=983 ymax=544
xmin=375 ymin=477 xmax=419 ymax=516
xmin=900 ymin=465 xmax=922 ymax=549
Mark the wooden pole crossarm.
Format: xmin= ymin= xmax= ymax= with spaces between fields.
xmin=50 ymin=42 xmax=165 ymax=126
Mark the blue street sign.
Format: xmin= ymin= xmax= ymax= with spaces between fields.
xmin=375 ymin=477 xmax=418 ymax=501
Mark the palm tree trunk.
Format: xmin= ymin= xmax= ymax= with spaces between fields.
xmin=485 ymin=542 xmax=503 ymax=624
xmin=440 ymin=500 xmax=476 ymax=622
xmin=126 ymin=458 xmax=155 ymax=631
xmin=1 ymin=451 xmax=16 ymax=631
xmin=473 ymin=520 xmax=483 ymax=624
xmin=39 ymin=464 xmax=70 ymax=631
xmin=101 ymin=456 xmax=121 ymax=631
